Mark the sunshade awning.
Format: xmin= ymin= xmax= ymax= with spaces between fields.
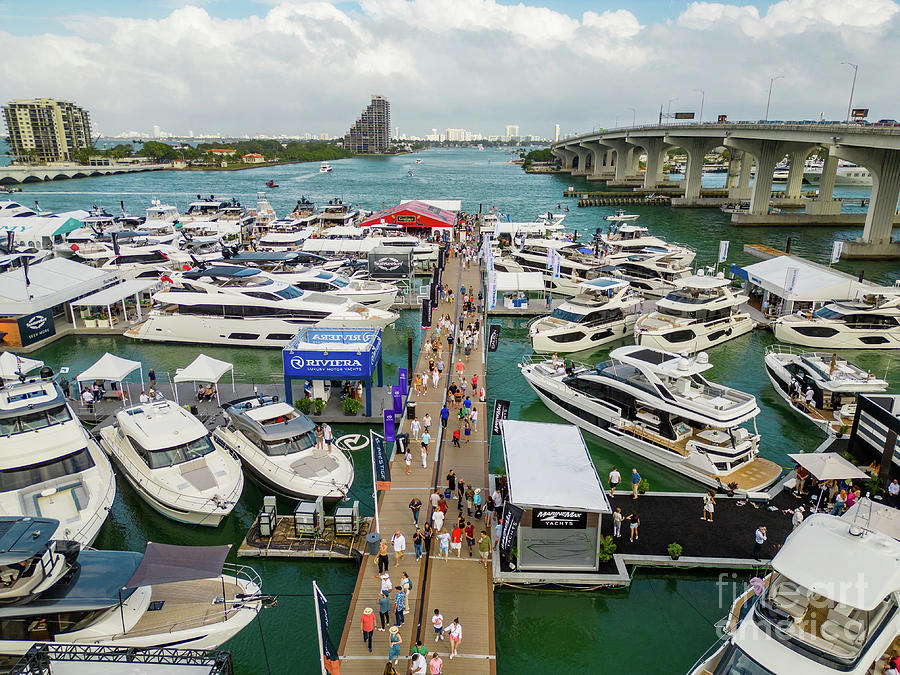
xmin=495 ymin=272 xmax=544 ymax=292
xmin=174 ymin=354 xmax=234 ymax=383
xmin=787 ymin=452 xmax=869 ymax=481
xmin=124 ymin=542 xmax=232 ymax=589
xmin=0 ymin=352 xmax=43 ymax=380
xmin=76 ymin=352 xmax=142 ymax=382
xmin=70 ymin=279 xmax=155 ymax=307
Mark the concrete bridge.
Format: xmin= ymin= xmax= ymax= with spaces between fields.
xmin=552 ymin=122 xmax=900 ymax=259
xmin=0 ymin=162 xmax=170 ymax=185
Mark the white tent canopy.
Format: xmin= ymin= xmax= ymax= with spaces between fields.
xmin=77 ymin=353 xmax=142 ymax=383
xmin=501 ymin=420 xmax=610 ymax=513
xmin=495 ymin=272 xmax=544 ymax=292
xmin=740 ymin=256 xmax=863 ymax=303
xmin=71 ymin=279 xmax=155 ymax=307
xmin=787 ymin=452 xmax=869 ymax=481
xmin=0 ymin=352 xmax=43 ymax=381
xmin=173 ymin=354 xmax=235 ymax=405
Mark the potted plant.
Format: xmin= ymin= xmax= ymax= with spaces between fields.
xmin=598 ymin=535 xmax=617 ymax=563
xmin=836 ymin=424 xmax=849 ymax=438
xmin=726 ymin=481 xmax=739 ymax=497
xmin=313 ymin=398 xmax=326 ymax=415
xmin=667 ymin=542 xmax=683 ymax=560
xmin=295 ymin=398 xmax=312 ymax=414
xmin=342 ymin=397 xmax=361 ymax=416
xmin=637 ymin=478 xmax=649 ymax=495
xmin=83 ymin=316 xmax=97 ymax=328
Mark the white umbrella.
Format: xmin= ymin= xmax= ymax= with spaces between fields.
xmin=787 ymin=453 xmax=869 ymax=481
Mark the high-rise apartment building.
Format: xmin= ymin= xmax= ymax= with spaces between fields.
xmin=343 ymin=95 xmax=391 ymax=154
xmin=554 ymin=124 xmax=560 ymax=142
xmin=505 ymin=124 xmax=520 ymax=140
xmin=3 ymin=98 xmax=93 ymax=162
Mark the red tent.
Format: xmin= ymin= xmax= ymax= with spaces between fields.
xmin=358 ymin=200 xmax=456 ymax=229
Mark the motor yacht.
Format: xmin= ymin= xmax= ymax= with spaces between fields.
xmin=288 ymin=197 xmax=317 ymax=219
xmin=124 ymin=265 xmax=397 ymax=348
xmin=0 ymin=516 xmax=264 ymax=655
xmin=98 ymin=400 xmax=243 ymax=526
xmin=773 ymin=291 xmax=900 ymax=349
xmin=0 ymin=379 xmax=115 ymax=546
xmin=319 ymin=162 xmax=333 ymax=173
xmin=529 ymin=278 xmax=639 ymax=353
xmin=594 ymin=253 xmax=693 ymax=299
xmin=507 ymin=238 xmax=601 ymax=296
xmin=604 ymin=209 xmax=640 ymax=222
xmin=212 ymin=395 xmax=353 ymax=501
xmin=519 ymin=346 xmax=782 ymax=492
xmin=804 ymin=160 xmax=873 ymax=186
xmin=145 ymin=201 xmax=179 ymax=225
xmin=222 ymin=250 xmax=345 ymax=275
xmin=258 ymin=230 xmax=309 ymax=252
xmin=595 ymin=222 xmax=695 ymax=266
xmin=689 ymin=513 xmax=900 ymax=675
xmin=763 ymin=344 xmax=888 ymax=435
xmin=635 ymin=273 xmax=754 ymax=353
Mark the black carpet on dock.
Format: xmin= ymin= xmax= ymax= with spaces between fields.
xmin=602 ymin=491 xmax=799 ymax=562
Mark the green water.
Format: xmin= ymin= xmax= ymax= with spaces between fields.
xmin=16 ymin=149 xmax=900 ymax=673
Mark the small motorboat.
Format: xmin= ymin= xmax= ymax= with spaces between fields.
xmin=319 ymin=162 xmax=333 ymax=173
xmin=266 ymin=180 xmax=278 ymax=188
xmin=407 ymin=171 xmax=414 ymax=177
xmin=415 ymin=159 xmax=423 ymax=164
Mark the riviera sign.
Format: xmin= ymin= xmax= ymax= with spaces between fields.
xmin=282 ymin=328 xmax=382 ymax=379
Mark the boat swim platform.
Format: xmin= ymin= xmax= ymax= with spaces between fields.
xmin=237 ymin=514 xmax=373 ymax=560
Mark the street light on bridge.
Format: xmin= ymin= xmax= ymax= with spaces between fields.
xmin=764 ymin=75 xmax=784 ymax=122
xmin=694 ymin=89 xmax=705 ymax=124
xmin=666 ymin=98 xmax=678 ymax=125
xmin=628 ymin=107 xmax=636 ymax=127
xmin=841 ymin=62 xmax=859 ymax=123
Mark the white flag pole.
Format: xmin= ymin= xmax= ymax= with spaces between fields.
xmin=312 ymin=581 xmax=328 ymax=675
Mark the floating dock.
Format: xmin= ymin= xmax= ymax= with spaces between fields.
xmin=238 ymin=514 xmax=373 ymax=560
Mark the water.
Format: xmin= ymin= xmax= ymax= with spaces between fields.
xmin=14 ymin=148 xmax=900 ymax=673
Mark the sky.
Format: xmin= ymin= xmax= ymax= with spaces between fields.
xmin=1 ymin=0 xmax=898 ymax=138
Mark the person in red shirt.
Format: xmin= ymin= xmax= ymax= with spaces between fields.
xmin=450 ymin=526 xmax=463 ymax=558
xmin=360 ymin=607 xmax=375 ymax=653
xmin=464 ymin=521 xmax=476 ymax=557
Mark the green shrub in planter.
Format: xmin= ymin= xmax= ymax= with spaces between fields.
xmin=598 ymin=535 xmax=617 ymax=562
xmin=638 ymin=478 xmax=650 ymax=494
xmin=313 ymin=398 xmax=326 ymax=415
xmin=667 ymin=542 xmax=683 ymax=560
xmin=295 ymin=398 xmax=312 ymax=414
xmin=342 ymin=397 xmax=361 ymax=415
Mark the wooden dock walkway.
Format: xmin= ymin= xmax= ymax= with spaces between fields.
xmin=337 ymin=251 xmax=496 ymax=673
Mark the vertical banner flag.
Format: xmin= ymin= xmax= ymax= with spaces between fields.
xmin=383 ymin=409 xmax=396 ymax=443
xmin=551 ymin=249 xmax=561 ymax=279
xmin=488 ymin=324 xmax=501 ymax=352
xmin=493 ymin=216 xmax=501 ymax=238
xmin=421 ymin=298 xmax=431 ymax=329
xmin=831 ymin=240 xmax=844 ymax=264
xmin=488 ymin=271 xmax=498 ymax=311
xmin=398 ymin=368 xmax=408 ymax=396
xmin=491 ymin=399 xmax=511 ymax=435
xmin=313 ymin=581 xmax=342 ymax=675
xmin=546 ymin=247 xmax=553 ymax=270
xmin=372 ymin=430 xmax=391 ymax=489
xmin=718 ymin=240 xmax=730 ymax=263
xmin=785 ymin=267 xmax=799 ymax=294
xmin=498 ymin=503 xmax=524 ymax=559
xmin=392 ymin=385 xmax=403 ymax=414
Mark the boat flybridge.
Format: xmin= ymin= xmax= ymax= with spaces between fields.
xmin=0 ymin=516 xmax=265 ymax=655
xmin=319 ymin=162 xmax=333 ymax=173
xmin=635 ymin=273 xmax=754 ymax=354
xmin=689 ymin=513 xmax=900 ymax=675
xmin=212 ymin=395 xmax=353 ymax=502
xmin=596 ymin=222 xmax=695 ymax=266
xmin=124 ymin=265 xmax=397 ymax=347
xmin=529 ymin=278 xmax=639 ymax=353
xmin=519 ymin=346 xmax=782 ymax=492
xmin=604 ymin=209 xmax=640 ymax=222
xmin=506 ymin=238 xmax=602 ymax=296
xmin=594 ymin=253 xmax=693 ymax=299
xmin=763 ymin=344 xmax=889 ymax=435
xmin=98 ymin=400 xmax=244 ymax=526
xmin=773 ymin=290 xmax=900 ymax=350
xmin=0 ymin=379 xmax=115 ymax=546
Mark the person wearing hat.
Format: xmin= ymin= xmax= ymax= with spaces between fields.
xmin=361 ymin=607 xmax=375 ymax=652
xmin=388 ymin=625 xmax=403 ymax=664
xmin=791 ymin=506 xmax=805 ymax=530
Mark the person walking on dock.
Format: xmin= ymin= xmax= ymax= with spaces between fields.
xmin=410 ymin=652 xmax=427 ymax=675
xmin=423 ymin=413 xmax=432 ymax=435
xmin=478 ymin=529 xmax=491 ymax=568
xmin=432 ymin=508 xmax=445 ymax=532
xmin=421 ymin=430 xmax=431 ymax=459
xmin=753 ymin=526 xmax=767 ymax=560
xmin=456 ymin=359 xmax=464 ymax=381
xmin=702 ymin=490 xmax=716 ymax=523
xmin=627 ymin=512 xmax=640 ymax=542
xmin=613 ymin=507 xmax=623 ymax=538
xmin=429 ymin=653 xmax=443 ymax=674
xmin=631 ymin=468 xmax=641 ymax=499
xmin=393 ymin=585 xmax=406 ymax=626
xmin=409 ymin=497 xmax=422 ymax=525
xmin=440 ymin=405 xmax=449 ymax=430
xmin=446 ymin=469 xmax=456 ymax=495
xmin=378 ymin=591 xmax=391 ymax=631
xmin=444 ymin=618 xmax=462 ymax=659
xmin=391 ymin=530 xmax=406 ymax=566
xmin=413 ymin=527 xmax=424 ymax=561
xmin=608 ymin=466 xmax=621 ymax=497
xmin=361 ymin=607 xmax=375 ymax=652
xmin=410 ymin=416 xmax=421 ymax=440
xmin=464 ymin=521 xmax=476 ymax=556
xmin=377 ymin=541 xmax=390 ymax=573
xmin=450 ymin=524 xmax=463 ymax=558
xmin=431 ymin=609 xmax=444 ymax=642
xmin=405 ymin=448 xmax=412 ymax=475
xmin=388 ymin=626 xmax=402 ymax=665
xmin=470 ymin=407 xmax=478 ymax=433
xmin=437 ymin=529 xmax=450 ymax=560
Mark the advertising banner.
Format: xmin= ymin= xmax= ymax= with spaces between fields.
xmin=421 ymin=298 xmax=432 ymax=329
xmin=383 ymin=409 xmax=396 ymax=443
xmin=718 ymin=240 xmax=729 ymax=263
xmin=488 ymin=271 xmax=498 ymax=311
xmin=491 ymin=398 xmax=510 ymax=435
xmin=372 ymin=431 xmax=391 ymax=490
xmin=532 ymin=509 xmax=588 ymax=529
xmin=498 ymin=503 xmax=524 ymax=558
xmin=398 ymin=368 xmax=408 ymax=396
xmin=831 ymin=240 xmax=844 ymax=264
xmin=488 ymin=324 xmax=501 ymax=352
xmin=392 ymin=385 xmax=403 ymax=414
xmin=13 ymin=308 xmax=56 ymax=347
xmin=313 ymin=582 xmax=342 ymax=675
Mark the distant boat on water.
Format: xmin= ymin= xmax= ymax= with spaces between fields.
xmin=319 ymin=162 xmax=333 ymax=173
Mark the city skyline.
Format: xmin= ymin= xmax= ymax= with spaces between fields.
xmin=0 ymin=1 xmax=897 ymax=137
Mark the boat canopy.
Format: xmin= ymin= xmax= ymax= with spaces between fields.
xmin=495 ymin=272 xmax=544 ymax=292
xmin=0 ymin=517 xmax=57 ymax=565
xmin=124 ymin=542 xmax=232 ymax=589
xmin=0 ymin=352 xmax=44 ymax=382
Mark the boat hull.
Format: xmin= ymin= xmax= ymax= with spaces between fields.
xmin=773 ymin=319 xmax=900 ymax=350
xmin=634 ymin=315 xmax=755 ymax=354
xmin=531 ymin=316 xmax=635 ymax=353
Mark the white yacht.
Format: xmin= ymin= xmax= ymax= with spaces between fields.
xmin=689 ymin=513 xmax=900 ymax=675
xmin=763 ymin=344 xmax=889 ymax=435
xmin=124 ymin=265 xmax=397 ymax=347
xmin=0 ymin=379 xmax=115 ymax=546
xmin=529 ymin=278 xmax=639 ymax=353
xmin=212 ymin=396 xmax=353 ymax=501
xmin=604 ymin=209 xmax=640 ymax=222
xmin=98 ymin=400 xmax=244 ymax=526
xmin=773 ymin=291 xmax=900 ymax=349
xmin=595 ymin=253 xmax=693 ymax=299
xmin=596 ymin=222 xmax=696 ymax=266
xmin=319 ymin=162 xmax=333 ymax=173
xmin=258 ymin=230 xmax=309 ymax=252
xmin=0 ymin=516 xmax=265 ymax=655
xmin=804 ymin=160 xmax=873 ymax=186
xmin=145 ymin=201 xmax=179 ymax=225
xmin=506 ymin=239 xmax=601 ymax=296
xmin=519 ymin=346 xmax=782 ymax=492
xmin=635 ymin=274 xmax=754 ymax=353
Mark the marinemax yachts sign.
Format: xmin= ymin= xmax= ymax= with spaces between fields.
xmin=532 ymin=509 xmax=588 ymax=529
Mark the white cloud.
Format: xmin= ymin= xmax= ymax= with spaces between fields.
xmin=0 ymin=0 xmax=898 ymax=137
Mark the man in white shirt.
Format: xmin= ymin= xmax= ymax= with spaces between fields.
xmin=889 ymin=479 xmax=900 ymax=508
xmin=409 ymin=652 xmax=427 ymax=674
xmin=608 ymin=467 xmax=621 ymax=497
xmin=139 ymin=391 xmax=150 ymax=404
xmin=81 ymin=388 xmax=94 ymax=411
xmin=323 ymin=424 xmax=333 ymax=453
xmin=791 ymin=506 xmax=804 ymax=530
xmin=391 ymin=530 xmax=406 ymax=567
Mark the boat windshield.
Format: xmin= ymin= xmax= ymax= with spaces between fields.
xmin=0 ymin=447 xmax=95 ymax=492
xmin=0 ymin=404 xmax=72 ymax=436
xmin=261 ymin=431 xmax=316 ymax=456
xmin=712 ymin=643 xmax=776 ymax=675
xmin=813 ymin=306 xmax=844 ymax=320
xmin=664 ymin=289 xmax=721 ymax=304
xmin=146 ymin=435 xmax=216 ymax=469
xmin=550 ymin=307 xmax=587 ymax=323
xmin=275 ymin=285 xmax=305 ymax=300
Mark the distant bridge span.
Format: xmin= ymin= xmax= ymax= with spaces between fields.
xmin=0 ymin=162 xmax=170 ymax=185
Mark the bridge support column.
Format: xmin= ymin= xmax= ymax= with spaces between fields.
xmin=728 ymin=152 xmax=752 ymax=200
xmin=554 ymin=148 xmax=577 ymax=172
xmin=806 ymin=150 xmax=842 ymax=215
xmin=636 ymin=138 xmax=671 ymax=189
xmin=597 ymin=140 xmax=641 ymax=182
xmin=834 ymin=147 xmax=900 ymax=259
xmin=726 ymin=139 xmax=809 ymax=215
xmin=571 ymin=145 xmax=591 ymax=176
xmin=665 ymin=136 xmax=719 ymax=201
xmin=784 ymin=146 xmax=816 ymax=200
xmin=583 ymin=141 xmax=612 ymax=180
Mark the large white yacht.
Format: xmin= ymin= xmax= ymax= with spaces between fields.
xmin=763 ymin=344 xmax=889 ymax=435
xmin=635 ymin=273 xmax=754 ymax=353
xmin=519 ymin=346 xmax=782 ymax=492
xmin=689 ymin=513 xmax=900 ymax=675
xmin=773 ymin=291 xmax=900 ymax=349
xmin=596 ymin=222 xmax=695 ymax=266
xmin=0 ymin=516 xmax=265 ymax=655
xmin=595 ymin=253 xmax=693 ymax=298
xmin=98 ymin=400 xmax=244 ymax=526
xmin=529 ymin=278 xmax=639 ymax=353
xmin=804 ymin=159 xmax=873 ymax=186
xmin=212 ymin=395 xmax=353 ymax=502
xmin=124 ymin=265 xmax=397 ymax=348
xmin=502 ymin=239 xmax=600 ymax=296
xmin=0 ymin=379 xmax=115 ymax=546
